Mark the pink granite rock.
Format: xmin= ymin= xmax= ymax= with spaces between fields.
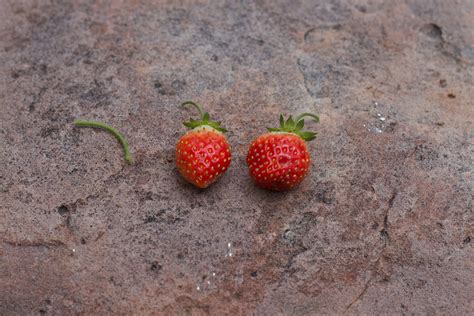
xmin=0 ymin=0 xmax=472 ymax=314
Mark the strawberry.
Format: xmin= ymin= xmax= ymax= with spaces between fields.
xmin=176 ymin=101 xmax=232 ymax=188
xmin=246 ymin=113 xmax=319 ymax=190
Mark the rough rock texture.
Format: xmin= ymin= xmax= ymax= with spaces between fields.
xmin=1 ymin=0 xmax=473 ymax=314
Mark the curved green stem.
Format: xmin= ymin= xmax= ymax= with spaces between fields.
xmin=295 ymin=113 xmax=320 ymax=123
xmin=74 ymin=120 xmax=133 ymax=164
xmin=181 ymin=101 xmax=204 ymax=119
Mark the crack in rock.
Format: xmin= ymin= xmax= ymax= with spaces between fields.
xmin=296 ymin=58 xmax=319 ymax=99
xmin=420 ymin=23 xmax=473 ymax=65
xmin=345 ymin=274 xmax=375 ymax=312
xmin=303 ymin=27 xmax=316 ymax=42
xmin=380 ymin=191 xmax=396 ymax=241
xmin=2 ymin=239 xmax=67 ymax=248
xmin=345 ymin=190 xmax=397 ymax=312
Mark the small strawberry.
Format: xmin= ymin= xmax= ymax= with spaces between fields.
xmin=176 ymin=101 xmax=232 ymax=188
xmin=247 ymin=113 xmax=320 ymax=190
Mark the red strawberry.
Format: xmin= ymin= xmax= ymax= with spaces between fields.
xmin=176 ymin=101 xmax=232 ymax=188
xmin=247 ymin=113 xmax=319 ymax=190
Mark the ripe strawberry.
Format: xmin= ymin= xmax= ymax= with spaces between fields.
xmin=176 ymin=101 xmax=231 ymax=188
xmin=247 ymin=113 xmax=319 ymax=190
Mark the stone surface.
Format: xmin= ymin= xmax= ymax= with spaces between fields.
xmin=1 ymin=0 xmax=473 ymax=314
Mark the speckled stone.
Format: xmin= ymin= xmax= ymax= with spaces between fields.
xmin=0 ymin=0 xmax=472 ymax=314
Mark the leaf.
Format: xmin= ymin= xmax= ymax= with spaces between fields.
xmin=295 ymin=119 xmax=304 ymax=131
xmin=203 ymin=112 xmax=210 ymax=122
xmin=299 ymin=131 xmax=317 ymax=141
xmin=286 ymin=115 xmax=295 ymax=130
xmin=267 ymin=127 xmax=281 ymax=132
xmin=280 ymin=114 xmax=285 ymax=128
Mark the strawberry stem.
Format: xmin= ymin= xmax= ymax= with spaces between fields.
xmin=295 ymin=113 xmax=320 ymax=123
xmin=74 ymin=120 xmax=133 ymax=164
xmin=182 ymin=101 xmax=204 ymax=119
xmin=181 ymin=100 xmax=227 ymax=133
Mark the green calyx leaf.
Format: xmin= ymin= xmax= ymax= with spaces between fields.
xmin=286 ymin=115 xmax=295 ymax=129
xmin=181 ymin=101 xmax=227 ymax=133
xmin=266 ymin=112 xmax=320 ymax=141
xmin=295 ymin=119 xmax=304 ymax=131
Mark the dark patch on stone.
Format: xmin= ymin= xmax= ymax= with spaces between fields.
xmin=439 ymin=79 xmax=447 ymax=87
xmin=109 ymin=276 xmax=121 ymax=287
xmin=303 ymin=28 xmax=316 ymax=42
xmin=250 ymin=271 xmax=258 ymax=278
xmin=420 ymin=23 xmax=443 ymax=40
xmin=79 ymin=80 xmax=111 ymax=107
xmin=463 ymin=236 xmax=471 ymax=244
xmin=150 ymin=261 xmax=162 ymax=272
xmin=154 ymin=79 xmax=186 ymax=95
xmin=414 ymin=143 xmax=439 ymax=170
xmin=172 ymin=80 xmax=186 ymax=92
xmin=384 ymin=121 xmax=398 ymax=133
xmin=57 ymin=205 xmax=69 ymax=216
xmin=165 ymin=215 xmax=182 ymax=225
xmin=143 ymin=208 xmax=167 ymax=224
xmin=314 ymin=181 xmax=335 ymax=204
xmin=154 ymin=81 xmax=163 ymax=89
xmin=18 ymin=191 xmax=33 ymax=204
xmin=138 ymin=191 xmax=155 ymax=203
xmin=144 ymin=216 xmax=157 ymax=223
xmin=11 ymin=70 xmax=21 ymax=79
xmin=447 ymin=93 xmax=456 ymax=98
xmin=356 ymin=5 xmax=367 ymax=13
xmin=282 ymin=229 xmax=296 ymax=245
xmin=39 ymin=63 xmax=48 ymax=75
xmin=29 ymin=87 xmax=46 ymax=112
xmin=39 ymin=126 xmax=60 ymax=139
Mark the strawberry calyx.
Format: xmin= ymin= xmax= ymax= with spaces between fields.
xmin=181 ymin=101 xmax=227 ymax=133
xmin=267 ymin=113 xmax=320 ymax=141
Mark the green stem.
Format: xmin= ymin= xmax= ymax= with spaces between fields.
xmin=295 ymin=113 xmax=320 ymax=123
xmin=181 ymin=101 xmax=204 ymax=119
xmin=74 ymin=120 xmax=133 ymax=164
